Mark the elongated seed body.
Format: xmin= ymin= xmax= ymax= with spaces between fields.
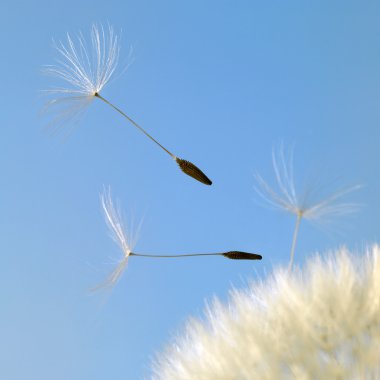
xmin=176 ymin=158 xmax=212 ymax=185
xmin=223 ymin=251 xmax=262 ymax=260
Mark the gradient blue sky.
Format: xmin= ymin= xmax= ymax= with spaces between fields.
xmin=1 ymin=1 xmax=380 ymax=379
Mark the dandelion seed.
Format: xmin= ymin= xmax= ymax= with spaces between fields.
xmin=254 ymin=145 xmax=361 ymax=269
xmin=44 ymin=24 xmax=212 ymax=185
xmin=98 ymin=188 xmax=261 ymax=288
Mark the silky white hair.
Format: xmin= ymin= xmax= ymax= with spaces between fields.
xmin=94 ymin=188 xmax=141 ymax=290
xmin=43 ymin=24 xmax=122 ymax=128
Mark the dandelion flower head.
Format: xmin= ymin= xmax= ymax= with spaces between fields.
xmin=152 ymin=245 xmax=380 ymax=379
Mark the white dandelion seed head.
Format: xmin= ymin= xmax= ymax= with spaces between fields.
xmin=99 ymin=187 xmax=141 ymax=289
xmin=43 ymin=24 xmax=121 ymax=128
xmin=47 ymin=24 xmax=120 ymax=96
xmin=151 ymin=245 xmax=380 ymax=379
xmin=254 ymin=144 xmax=361 ymax=223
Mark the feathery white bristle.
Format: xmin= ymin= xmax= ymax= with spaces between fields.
xmin=254 ymin=145 xmax=361 ymax=222
xmin=43 ymin=24 xmax=121 ymax=127
xmin=98 ymin=188 xmax=140 ymax=289
xmin=47 ymin=24 xmax=120 ymax=95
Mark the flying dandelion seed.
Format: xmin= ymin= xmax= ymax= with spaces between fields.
xmin=44 ymin=24 xmax=212 ymax=185
xmin=99 ymin=188 xmax=262 ymax=288
xmin=254 ymin=145 xmax=361 ymax=270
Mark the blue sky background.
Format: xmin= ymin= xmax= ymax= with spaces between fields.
xmin=1 ymin=1 xmax=380 ymax=379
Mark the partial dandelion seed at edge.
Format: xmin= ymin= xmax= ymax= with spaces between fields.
xmin=254 ymin=144 xmax=362 ymax=270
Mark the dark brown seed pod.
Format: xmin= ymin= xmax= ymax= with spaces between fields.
xmin=223 ymin=251 xmax=262 ymax=260
xmin=176 ymin=157 xmax=212 ymax=185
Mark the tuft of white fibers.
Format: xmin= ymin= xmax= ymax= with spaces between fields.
xmin=97 ymin=188 xmax=141 ymax=289
xmin=43 ymin=24 xmax=121 ymax=127
xmin=151 ymin=245 xmax=380 ymax=380
xmin=254 ymin=145 xmax=361 ymax=269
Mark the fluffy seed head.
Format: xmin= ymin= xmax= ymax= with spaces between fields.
xmin=151 ymin=245 xmax=380 ymax=379
xmin=43 ymin=24 xmax=121 ymax=126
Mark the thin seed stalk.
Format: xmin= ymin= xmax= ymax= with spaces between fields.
xmin=288 ymin=212 xmax=302 ymax=271
xmin=94 ymin=93 xmax=212 ymax=185
xmin=130 ymin=251 xmax=262 ymax=260
xmin=95 ymin=92 xmax=175 ymax=158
